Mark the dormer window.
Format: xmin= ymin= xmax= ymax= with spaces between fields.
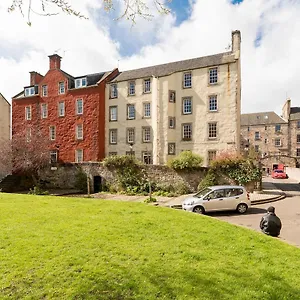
xmin=24 ymin=86 xmax=35 ymax=97
xmin=75 ymin=78 xmax=87 ymax=88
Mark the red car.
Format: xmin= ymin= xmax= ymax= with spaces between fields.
xmin=271 ymin=169 xmax=288 ymax=179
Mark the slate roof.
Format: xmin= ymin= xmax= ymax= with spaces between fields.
xmin=290 ymin=107 xmax=300 ymax=120
xmin=69 ymin=72 xmax=106 ymax=89
xmin=241 ymin=112 xmax=287 ymax=126
xmin=111 ymin=51 xmax=235 ymax=82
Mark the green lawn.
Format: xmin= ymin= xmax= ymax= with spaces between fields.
xmin=0 ymin=193 xmax=300 ymax=300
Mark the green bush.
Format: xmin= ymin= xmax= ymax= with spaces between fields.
xmin=144 ymin=196 xmax=157 ymax=203
xmin=198 ymin=171 xmax=218 ymax=190
xmin=74 ymin=169 xmax=87 ymax=192
xmin=28 ymin=186 xmax=49 ymax=195
xmin=168 ymin=151 xmax=203 ymax=171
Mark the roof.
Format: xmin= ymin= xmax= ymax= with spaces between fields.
xmin=0 ymin=93 xmax=11 ymax=106
xmin=112 ymin=51 xmax=235 ymax=82
xmin=290 ymin=107 xmax=300 ymax=120
xmin=241 ymin=112 xmax=287 ymax=126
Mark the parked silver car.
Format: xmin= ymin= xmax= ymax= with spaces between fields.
xmin=182 ymin=185 xmax=251 ymax=214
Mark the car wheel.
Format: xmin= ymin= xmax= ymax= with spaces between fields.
xmin=236 ymin=203 xmax=248 ymax=214
xmin=193 ymin=206 xmax=205 ymax=214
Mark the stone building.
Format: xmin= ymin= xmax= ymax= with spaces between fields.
xmin=106 ymin=30 xmax=242 ymax=166
xmin=0 ymin=93 xmax=10 ymax=143
xmin=12 ymin=55 xmax=118 ymax=163
xmin=241 ymin=99 xmax=300 ymax=172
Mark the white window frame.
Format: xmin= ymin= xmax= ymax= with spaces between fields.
xmin=275 ymin=138 xmax=281 ymax=147
xmin=144 ymin=79 xmax=151 ymax=93
xmin=208 ymin=122 xmax=217 ymax=139
xmin=25 ymin=87 xmax=35 ymax=97
xmin=50 ymin=150 xmax=58 ymax=163
xmin=75 ymin=78 xmax=87 ymax=88
xmin=76 ymin=99 xmax=83 ymax=115
xmin=76 ymin=124 xmax=83 ymax=140
xmin=41 ymin=103 xmax=48 ymax=119
xmin=49 ymin=126 xmax=56 ymax=141
xmin=183 ymin=72 xmax=192 ymax=88
xmin=127 ymin=104 xmax=135 ymax=120
xmin=168 ymin=143 xmax=176 ymax=155
xmin=59 ymin=82 xmax=65 ymax=94
xmin=143 ymin=103 xmax=151 ymax=118
xmin=109 ymin=129 xmax=117 ymax=144
xmin=209 ymin=67 xmax=218 ymax=84
xmin=58 ymin=101 xmax=65 ymax=117
xmin=25 ymin=106 xmax=32 ymax=120
xmin=255 ymin=131 xmax=260 ymax=140
xmin=110 ymin=84 xmax=118 ymax=99
xmin=169 ymin=117 xmax=176 ymax=129
xmin=109 ymin=106 xmax=117 ymax=121
xmin=142 ymin=127 xmax=151 ymax=143
xmin=275 ymin=124 xmax=281 ymax=132
xmin=42 ymin=85 xmax=48 ymax=97
xmin=209 ymin=95 xmax=218 ymax=111
xmin=183 ymin=97 xmax=192 ymax=115
xmin=75 ymin=149 xmax=83 ymax=163
xmin=182 ymin=123 xmax=192 ymax=140
xmin=127 ymin=128 xmax=135 ymax=144
xmin=208 ymin=150 xmax=217 ymax=165
xmin=142 ymin=151 xmax=152 ymax=164
xmin=128 ymin=81 xmax=135 ymax=96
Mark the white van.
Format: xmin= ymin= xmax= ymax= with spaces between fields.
xmin=182 ymin=185 xmax=251 ymax=214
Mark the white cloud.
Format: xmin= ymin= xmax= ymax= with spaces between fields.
xmin=1 ymin=0 xmax=300 ymax=115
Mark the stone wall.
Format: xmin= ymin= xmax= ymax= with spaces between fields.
xmin=39 ymin=163 xmax=208 ymax=193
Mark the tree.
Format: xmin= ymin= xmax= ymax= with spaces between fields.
xmin=0 ymin=128 xmax=51 ymax=184
xmin=8 ymin=0 xmax=170 ymax=26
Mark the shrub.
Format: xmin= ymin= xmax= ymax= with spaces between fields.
xmin=168 ymin=151 xmax=203 ymax=171
xmin=74 ymin=169 xmax=87 ymax=192
xmin=144 ymin=196 xmax=157 ymax=203
xmin=28 ymin=186 xmax=49 ymax=195
xmin=198 ymin=171 xmax=218 ymax=190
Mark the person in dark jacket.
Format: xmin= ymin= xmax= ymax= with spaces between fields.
xmin=260 ymin=206 xmax=282 ymax=237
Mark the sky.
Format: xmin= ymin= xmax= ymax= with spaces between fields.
xmin=0 ymin=0 xmax=300 ymax=115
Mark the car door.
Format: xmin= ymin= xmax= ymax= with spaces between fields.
xmin=223 ymin=188 xmax=240 ymax=210
xmin=204 ymin=189 xmax=225 ymax=211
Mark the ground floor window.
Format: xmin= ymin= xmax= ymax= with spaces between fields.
xmin=142 ymin=151 xmax=152 ymax=164
xmin=50 ymin=150 xmax=58 ymax=163
xmin=75 ymin=149 xmax=83 ymax=163
xmin=208 ymin=150 xmax=217 ymax=165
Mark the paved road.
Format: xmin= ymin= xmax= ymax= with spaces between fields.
xmin=214 ymin=178 xmax=300 ymax=247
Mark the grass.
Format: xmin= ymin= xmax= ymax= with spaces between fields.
xmin=0 ymin=193 xmax=300 ymax=300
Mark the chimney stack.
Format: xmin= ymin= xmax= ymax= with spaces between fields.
xmin=29 ymin=71 xmax=44 ymax=85
xmin=48 ymin=54 xmax=62 ymax=70
xmin=232 ymin=30 xmax=241 ymax=53
xmin=282 ymin=98 xmax=291 ymax=121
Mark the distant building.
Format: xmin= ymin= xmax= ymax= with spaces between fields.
xmin=106 ymin=31 xmax=242 ymax=166
xmin=12 ymin=55 xmax=118 ymax=163
xmin=0 ymin=93 xmax=10 ymax=142
xmin=241 ymin=99 xmax=300 ymax=171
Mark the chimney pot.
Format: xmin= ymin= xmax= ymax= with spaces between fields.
xmin=48 ymin=54 xmax=62 ymax=70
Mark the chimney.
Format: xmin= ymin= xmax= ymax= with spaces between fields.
xmin=232 ymin=30 xmax=241 ymax=53
xmin=29 ymin=71 xmax=44 ymax=85
xmin=282 ymin=98 xmax=291 ymax=121
xmin=48 ymin=54 xmax=62 ymax=70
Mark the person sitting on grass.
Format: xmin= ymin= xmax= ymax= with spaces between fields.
xmin=260 ymin=206 xmax=282 ymax=237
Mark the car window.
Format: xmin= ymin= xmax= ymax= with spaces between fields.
xmin=195 ymin=188 xmax=212 ymax=198
xmin=225 ymin=188 xmax=244 ymax=197
xmin=275 ymin=170 xmax=283 ymax=173
xmin=208 ymin=189 xmax=225 ymax=199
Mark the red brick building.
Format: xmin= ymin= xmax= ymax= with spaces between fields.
xmin=12 ymin=54 xmax=118 ymax=163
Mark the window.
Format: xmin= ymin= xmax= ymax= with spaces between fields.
xmin=76 ymin=124 xmax=83 ymax=140
xmin=168 ymin=143 xmax=176 ymax=155
xmin=275 ymin=124 xmax=281 ymax=132
xmin=50 ymin=150 xmax=58 ymax=163
xmin=182 ymin=123 xmax=192 ymax=140
xmin=49 ymin=126 xmax=56 ymax=141
xmin=109 ymin=152 xmax=117 ymax=156
xmin=297 ymin=135 xmax=300 ymax=144
xmin=75 ymin=78 xmax=87 ymax=88
xmin=208 ymin=123 xmax=217 ymax=139
xmin=265 ymin=138 xmax=268 ymax=144
xmin=275 ymin=138 xmax=281 ymax=147
xmin=25 ymin=106 xmax=32 ymax=120
xmin=143 ymin=103 xmax=151 ymax=118
xmin=126 ymin=151 xmax=135 ymax=156
xmin=183 ymin=72 xmax=192 ymax=88
xmin=265 ymin=126 xmax=267 ymax=130
xmin=255 ymin=132 xmax=260 ymax=140
xmin=297 ymin=149 xmax=300 ymax=157
xmin=127 ymin=128 xmax=135 ymax=144
xmin=109 ymin=106 xmax=117 ymax=121
xmin=76 ymin=99 xmax=83 ymax=115
xmin=26 ymin=128 xmax=31 ymax=142
xmin=209 ymin=95 xmax=218 ymax=111
xmin=75 ymin=149 xmax=83 ymax=163
xmin=169 ymin=117 xmax=176 ymax=129
xmin=142 ymin=127 xmax=151 ymax=143
xmin=169 ymin=90 xmax=176 ymax=103
xmin=41 ymin=104 xmax=48 ymax=119
xmin=208 ymin=150 xmax=217 ymax=165
xmin=182 ymin=97 xmax=192 ymax=114
xmin=128 ymin=81 xmax=135 ymax=95
xmin=58 ymin=101 xmax=65 ymax=117
xmin=110 ymin=84 xmax=118 ymax=99
xmin=142 ymin=152 xmax=152 ymax=164
xmin=42 ymin=85 xmax=48 ymax=97
xmin=109 ymin=129 xmax=117 ymax=144
xmin=209 ymin=67 xmax=218 ymax=84
xmin=127 ymin=104 xmax=135 ymax=120
xmin=144 ymin=79 xmax=151 ymax=93
xmin=247 ymin=126 xmax=250 ymax=132
xmin=297 ymin=121 xmax=300 ymax=129
xmin=25 ymin=87 xmax=35 ymax=97
xmin=255 ymin=145 xmax=259 ymax=152
xmin=59 ymin=82 xmax=65 ymax=94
